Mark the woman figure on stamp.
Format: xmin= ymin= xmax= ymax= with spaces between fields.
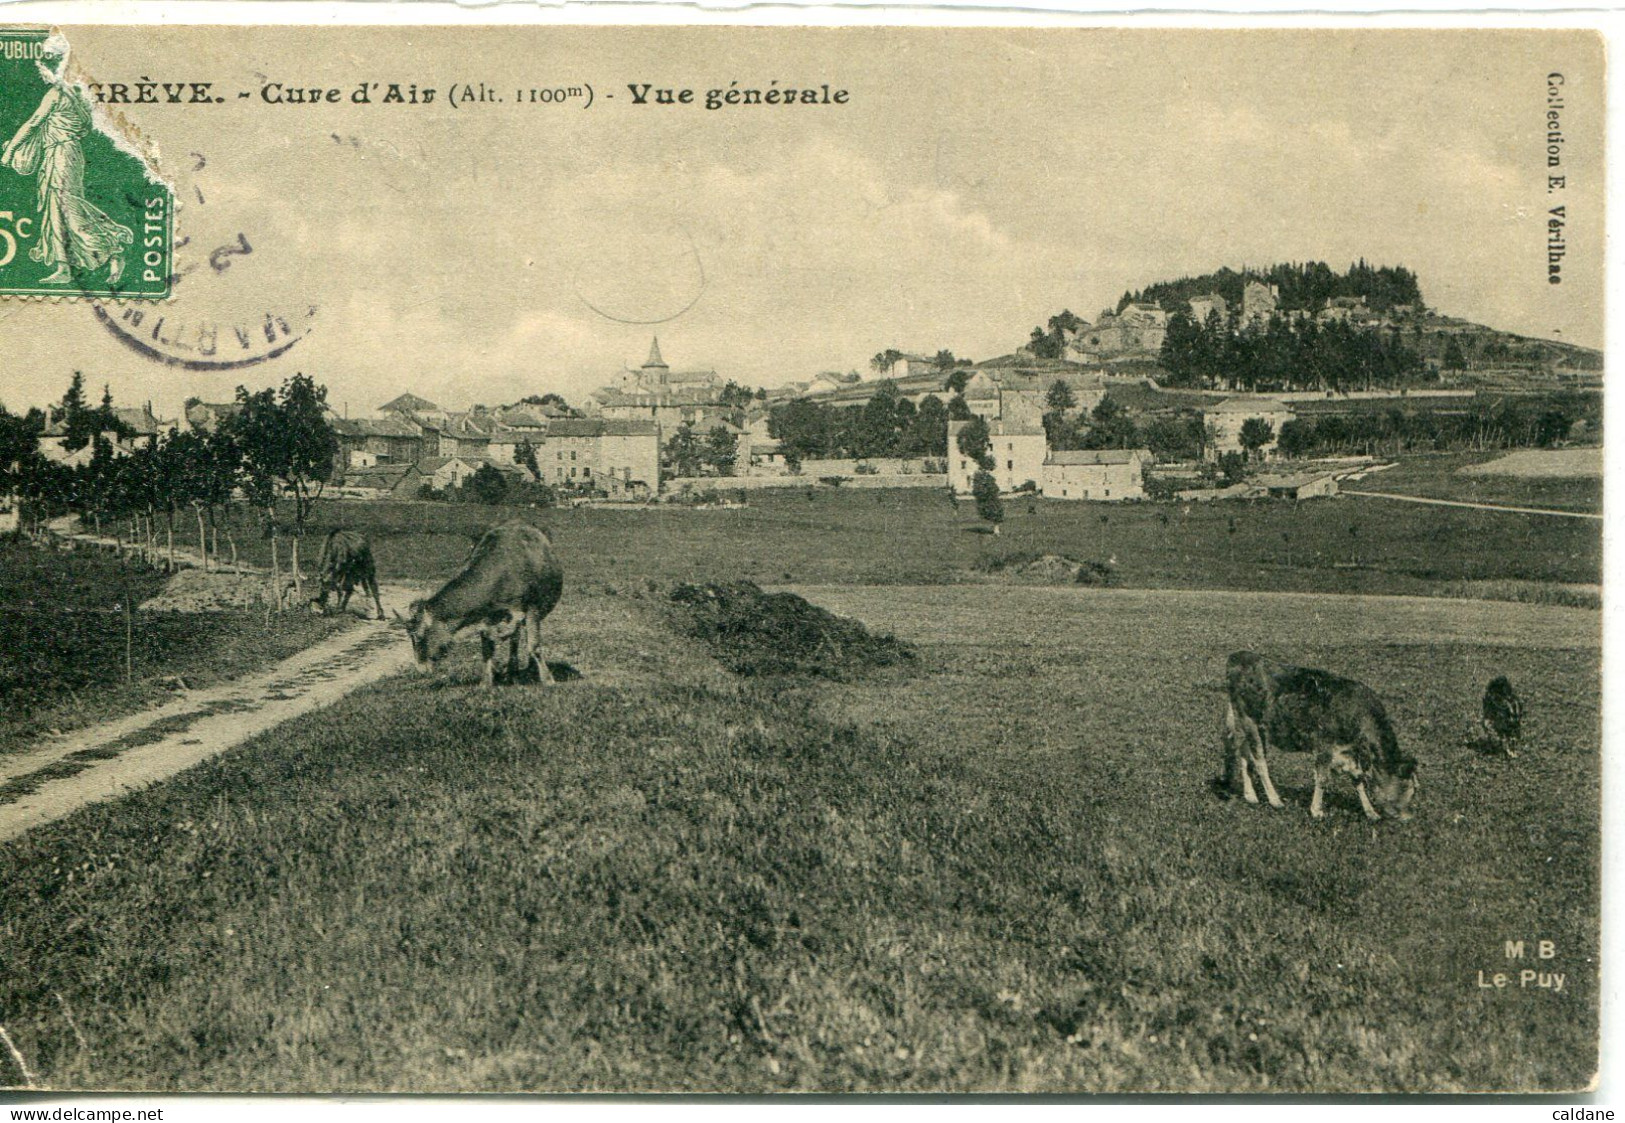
xmin=1 ymin=46 xmax=133 ymax=285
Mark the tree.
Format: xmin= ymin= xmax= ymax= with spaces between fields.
xmin=1443 ymin=337 xmax=1467 ymax=371
xmin=1045 ymin=380 xmax=1076 ymax=414
xmin=909 ymin=395 xmax=948 ymax=457
xmin=1275 ymin=417 xmax=1317 ymax=459
xmin=514 ymin=438 xmax=541 ymax=480
xmin=870 ymin=348 xmax=905 ymax=377
xmin=663 ymin=422 xmax=704 ymax=479
xmin=1082 ymin=396 xmax=1138 ymax=450
xmin=932 ymin=349 xmax=957 ymax=372
xmin=857 ymin=380 xmax=901 ymax=457
xmin=947 ymin=394 xmax=973 ymax=422
xmin=1217 ymin=451 xmax=1248 ymax=485
xmin=57 ymin=371 xmax=88 ymax=449
xmin=717 ymin=381 xmax=758 ymax=411
xmin=955 ymin=415 xmax=993 ymax=472
xmin=463 ymin=463 xmax=510 ymax=505
xmin=1239 ymin=417 xmax=1275 ymax=461
xmin=705 ymin=425 xmax=739 ymax=476
xmin=970 ymin=470 xmax=1004 ymax=535
xmin=945 ymin=369 xmax=972 ymax=395
xmin=225 ymin=374 xmax=338 ymax=597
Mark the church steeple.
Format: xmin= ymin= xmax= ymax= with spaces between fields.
xmin=643 ymin=335 xmax=669 ymax=371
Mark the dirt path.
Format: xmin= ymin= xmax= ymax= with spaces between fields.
xmin=1341 ymin=489 xmax=1603 ymax=521
xmin=0 ymin=583 xmax=417 ymax=845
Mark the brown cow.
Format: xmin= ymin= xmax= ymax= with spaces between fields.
xmin=401 ymin=522 xmax=563 ymax=687
xmin=1223 ymin=651 xmax=1417 ymax=821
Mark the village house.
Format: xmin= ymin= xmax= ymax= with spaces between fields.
xmin=1201 ymin=395 xmax=1297 ymax=461
xmin=877 ymin=353 xmax=941 ymax=381
xmin=1242 ymin=280 xmax=1279 ymax=325
xmin=1041 ymin=449 xmax=1152 ymax=501
xmin=1253 ymin=470 xmax=1340 ymax=500
xmin=339 ymin=461 xmax=423 ymax=499
xmin=1317 ymin=296 xmax=1369 ymax=325
xmin=417 ymin=455 xmax=490 ymax=492
xmin=330 ymin=415 xmax=429 ymax=469
xmin=1187 ymin=293 xmax=1228 ymax=325
xmin=1064 ymin=304 xmax=1167 ymax=360
xmin=183 ymin=399 xmax=240 ymax=432
xmin=36 ymin=403 xmax=172 ymax=466
xmin=537 ymin=418 xmax=660 ymax=493
xmin=947 ymin=417 xmax=1046 ymax=495
xmin=379 ymin=392 xmax=444 ymax=419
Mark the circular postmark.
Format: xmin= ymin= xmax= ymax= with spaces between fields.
xmin=91 ymin=149 xmax=317 ymax=370
xmin=571 ymin=221 xmax=705 ymax=325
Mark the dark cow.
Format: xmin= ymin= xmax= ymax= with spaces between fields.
xmin=1482 ymin=676 xmax=1524 ymax=757
xmin=311 ymin=529 xmax=385 ymax=620
xmin=1222 ymin=651 xmax=1417 ymax=821
xmin=402 ymin=521 xmax=563 ymax=687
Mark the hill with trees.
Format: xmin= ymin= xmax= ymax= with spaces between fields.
xmin=1117 ymin=260 xmax=1424 ymax=315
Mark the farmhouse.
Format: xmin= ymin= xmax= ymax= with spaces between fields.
xmin=1041 ymin=449 xmax=1151 ymax=501
xmin=330 ymin=415 xmax=429 ymax=469
xmin=340 ymin=461 xmax=423 ymax=499
xmin=947 ymin=417 xmax=1046 ymax=495
xmin=1252 ymin=470 xmax=1340 ymax=500
xmin=1188 ymin=293 xmax=1227 ymax=324
xmin=1202 ymin=395 xmax=1296 ymax=461
xmin=1242 ymin=280 xmax=1279 ymax=325
xmin=537 ymin=418 xmax=660 ymax=492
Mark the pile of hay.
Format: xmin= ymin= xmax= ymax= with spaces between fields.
xmin=667 ymin=581 xmax=916 ymax=680
xmin=977 ymin=552 xmax=1117 ymax=586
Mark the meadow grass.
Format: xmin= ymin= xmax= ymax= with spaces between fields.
xmin=1358 ymin=451 xmax=1602 ymax=514
xmin=0 ymin=542 xmax=355 ymax=761
xmin=0 ymin=588 xmax=1597 ymax=1093
xmin=228 ymin=467 xmax=1600 ymax=598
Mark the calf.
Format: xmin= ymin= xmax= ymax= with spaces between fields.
xmin=1223 ymin=651 xmax=1417 ymax=821
xmin=1481 ymin=676 xmax=1524 ymax=757
xmin=402 ymin=521 xmax=563 ymax=688
xmin=311 ymin=529 xmax=385 ymax=620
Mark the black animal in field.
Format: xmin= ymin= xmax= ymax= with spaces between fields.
xmin=1481 ymin=676 xmax=1524 ymax=757
xmin=311 ymin=529 xmax=385 ymax=620
xmin=1222 ymin=651 xmax=1417 ymax=821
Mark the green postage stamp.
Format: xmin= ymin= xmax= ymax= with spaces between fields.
xmin=0 ymin=27 xmax=170 ymax=298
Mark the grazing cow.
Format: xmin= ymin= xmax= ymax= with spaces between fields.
xmin=1222 ymin=651 xmax=1417 ymax=821
xmin=402 ymin=521 xmax=563 ymax=687
xmin=1482 ymin=676 xmax=1524 ymax=757
xmin=311 ymin=529 xmax=385 ymax=620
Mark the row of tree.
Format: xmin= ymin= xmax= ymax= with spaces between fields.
xmin=768 ymin=382 xmax=952 ymax=465
xmin=1275 ymin=395 xmax=1595 ymax=458
xmin=1122 ymin=261 xmax=1425 ymax=316
xmin=3 ymin=374 xmax=339 ymax=595
xmin=1159 ymin=313 xmax=1429 ymax=392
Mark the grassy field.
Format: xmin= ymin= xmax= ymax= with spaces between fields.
xmin=0 ymin=585 xmax=1597 ymax=1092
xmin=0 ymin=542 xmax=355 ymax=761
xmin=1355 ymin=451 xmax=1603 ymax=515
xmin=222 ymin=468 xmax=1600 ymax=598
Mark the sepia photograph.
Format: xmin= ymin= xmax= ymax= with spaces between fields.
xmin=0 ymin=18 xmax=1605 ymax=1095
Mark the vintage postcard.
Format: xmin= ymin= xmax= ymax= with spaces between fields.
xmin=0 ymin=19 xmax=1605 ymax=1096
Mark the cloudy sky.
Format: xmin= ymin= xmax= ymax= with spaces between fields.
xmin=0 ymin=25 xmax=1603 ymax=420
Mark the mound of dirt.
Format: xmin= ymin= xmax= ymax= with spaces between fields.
xmin=139 ymin=570 xmax=289 ymax=613
xmin=667 ymin=581 xmax=916 ymax=680
xmin=978 ymin=552 xmax=1117 ymax=586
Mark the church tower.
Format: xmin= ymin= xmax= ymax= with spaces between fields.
xmin=642 ymin=336 xmax=670 ymax=387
